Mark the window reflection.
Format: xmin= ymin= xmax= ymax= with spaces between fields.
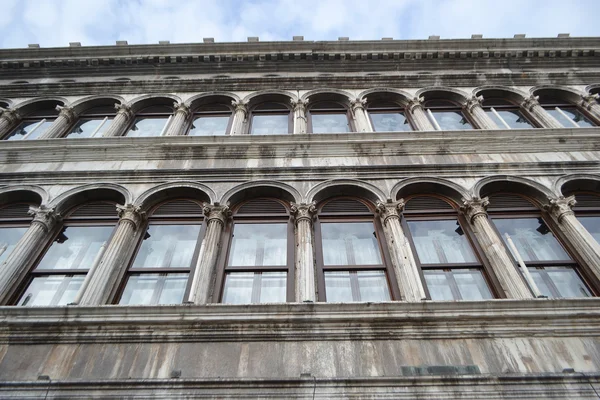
xmin=321 ymin=222 xmax=382 ymax=265
xmin=370 ymin=112 xmax=412 ymax=132
xmin=120 ymin=273 xmax=188 ymax=305
xmin=324 ymin=270 xmax=390 ymax=302
xmin=431 ymin=111 xmax=473 ymax=130
xmin=0 ymin=227 xmax=28 ymax=264
xmin=132 ymin=224 xmax=201 ymax=269
xmin=189 ymin=116 xmax=229 ymax=136
xmin=311 ymin=114 xmax=349 ymax=133
xmin=423 ymin=269 xmax=492 ymax=301
xmin=17 ymin=275 xmax=84 ymax=306
xmin=127 ymin=117 xmax=169 ymax=137
xmin=579 ymin=216 xmax=600 ymax=245
xmin=5 ymin=120 xmax=54 ymax=140
xmin=547 ymin=108 xmax=595 ymax=128
xmin=529 ymin=266 xmax=591 ymax=298
xmin=251 ymin=115 xmax=289 ymax=135
xmin=407 ymin=220 xmax=477 ymax=264
xmin=66 ymin=118 xmax=113 ymax=138
xmin=222 ymin=271 xmax=286 ymax=304
xmin=488 ymin=110 xmax=534 ymax=129
xmin=229 ymin=223 xmax=287 ymax=266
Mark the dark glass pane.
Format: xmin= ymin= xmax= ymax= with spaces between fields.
xmin=424 ymin=269 xmax=492 ymax=301
xmin=132 ymin=224 xmax=201 ymax=269
xmin=36 ymin=226 xmax=113 ymax=270
xmin=493 ymin=218 xmax=571 ymax=261
xmin=487 ymin=110 xmax=534 ymax=129
xmin=127 ymin=117 xmax=169 ymax=137
xmin=229 ymin=223 xmax=287 ymax=266
xmin=321 ymin=222 xmax=382 ymax=266
xmin=18 ymin=275 xmax=84 ymax=306
xmin=311 ymin=113 xmax=349 ymax=133
xmin=547 ymin=108 xmax=595 ymax=128
xmin=222 ymin=272 xmax=286 ymax=304
xmin=251 ymin=114 xmax=289 ymax=135
xmin=406 ymin=220 xmax=477 ymax=264
xmin=189 ymin=116 xmax=229 ymax=136
xmin=0 ymin=227 xmax=28 ymax=264
xmin=119 ymin=273 xmax=188 ymax=305
xmin=431 ymin=111 xmax=473 ymax=130
xmin=324 ymin=270 xmax=391 ymax=302
xmin=66 ymin=118 xmax=113 ymax=138
xmin=5 ymin=120 xmax=53 ymax=140
xmin=370 ymin=112 xmax=412 ymax=132
xmin=579 ymin=216 xmax=600 ymax=245
xmin=529 ymin=267 xmax=591 ymax=298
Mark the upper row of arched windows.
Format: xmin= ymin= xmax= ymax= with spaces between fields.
xmin=2 ymin=86 xmax=599 ymax=140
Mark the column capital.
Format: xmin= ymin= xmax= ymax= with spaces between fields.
xmin=203 ymin=204 xmax=232 ymax=225
xmin=116 ymin=204 xmax=145 ymax=230
xmin=291 ymin=202 xmax=317 ymax=224
xmin=464 ymin=95 xmax=484 ymax=112
xmin=350 ymin=97 xmax=367 ymax=111
xmin=376 ymin=199 xmax=406 ymax=225
xmin=55 ymin=105 xmax=77 ymax=124
xmin=290 ymin=98 xmax=309 ymax=113
xmin=520 ymin=95 xmax=540 ymax=111
xmin=28 ymin=205 xmax=61 ymax=232
xmin=114 ymin=103 xmax=134 ymax=118
xmin=232 ymin=100 xmax=248 ymax=117
xmin=173 ymin=102 xmax=191 ymax=117
xmin=460 ymin=197 xmax=490 ymax=223
xmin=0 ymin=108 xmax=21 ymax=124
xmin=407 ymin=96 xmax=425 ymax=113
xmin=544 ymin=195 xmax=576 ymax=222
xmin=580 ymin=93 xmax=599 ymax=110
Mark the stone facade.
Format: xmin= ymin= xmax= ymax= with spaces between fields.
xmin=0 ymin=36 xmax=600 ymax=398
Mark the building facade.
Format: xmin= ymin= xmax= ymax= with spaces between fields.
xmin=0 ymin=35 xmax=600 ymax=398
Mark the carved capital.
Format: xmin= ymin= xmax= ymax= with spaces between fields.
xmin=520 ymin=95 xmax=540 ymax=111
xmin=376 ymin=199 xmax=405 ymax=225
xmin=350 ymin=97 xmax=367 ymax=111
xmin=203 ymin=204 xmax=232 ymax=225
xmin=460 ymin=197 xmax=489 ymax=223
xmin=580 ymin=93 xmax=599 ymax=110
xmin=290 ymin=202 xmax=316 ymax=224
xmin=173 ymin=102 xmax=191 ymax=117
xmin=545 ymin=195 xmax=576 ymax=222
xmin=407 ymin=97 xmax=425 ymax=114
xmin=0 ymin=108 xmax=21 ymax=125
xmin=114 ymin=103 xmax=134 ymax=119
xmin=290 ymin=98 xmax=309 ymax=113
xmin=464 ymin=95 xmax=484 ymax=112
xmin=116 ymin=204 xmax=145 ymax=230
xmin=28 ymin=205 xmax=61 ymax=232
xmin=232 ymin=100 xmax=248 ymax=117
xmin=55 ymin=105 xmax=77 ymax=123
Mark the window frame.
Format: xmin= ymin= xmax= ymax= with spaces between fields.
xmin=125 ymin=105 xmax=175 ymax=137
xmin=538 ymin=97 xmax=597 ymax=128
xmin=248 ymin=102 xmax=293 ymax=135
xmin=367 ymin=102 xmax=414 ymax=132
xmin=307 ymin=101 xmax=354 ymax=134
xmin=64 ymin=105 xmax=117 ymax=139
xmin=3 ymin=107 xmax=59 ymax=141
xmin=423 ymin=99 xmax=476 ymax=131
xmin=187 ymin=104 xmax=234 ymax=136
xmin=481 ymin=98 xmax=538 ymax=129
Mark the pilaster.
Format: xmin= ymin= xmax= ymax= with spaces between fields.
xmin=350 ymin=97 xmax=373 ymax=132
xmin=164 ymin=102 xmax=191 ymax=136
xmin=291 ymin=202 xmax=317 ymax=302
xmin=0 ymin=108 xmax=21 ymax=138
xmin=579 ymin=93 xmax=600 ymax=123
xmin=463 ymin=95 xmax=498 ymax=129
xmin=520 ymin=95 xmax=563 ymax=128
xmin=103 ymin=103 xmax=134 ymax=137
xmin=230 ymin=100 xmax=248 ymax=135
xmin=291 ymin=98 xmax=308 ymax=134
xmin=406 ymin=97 xmax=435 ymax=131
xmin=40 ymin=105 xmax=77 ymax=139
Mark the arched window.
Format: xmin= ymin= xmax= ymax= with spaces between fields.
xmin=308 ymin=101 xmax=352 ymax=133
xmin=65 ymin=105 xmax=116 ymax=139
xmin=424 ymin=99 xmax=473 ymax=130
xmin=482 ymin=98 xmax=535 ymax=129
xmin=538 ymin=95 xmax=596 ymax=128
xmin=118 ymin=199 xmax=205 ymax=305
xmin=315 ymin=197 xmax=397 ymax=302
xmin=402 ymin=196 xmax=495 ymax=301
xmin=488 ymin=193 xmax=593 ymax=298
xmin=0 ymin=202 xmax=34 ymax=265
xmin=126 ymin=104 xmax=174 ymax=137
xmin=188 ymin=103 xmax=233 ymax=136
xmin=4 ymin=105 xmax=59 ymax=141
xmin=16 ymin=202 xmax=118 ymax=306
xmin=218 ymin=198 xmax=293 ymax=304
xmin=367 ymin=101 xmax=413 ymax=132
xmin=249 ymin=102 xmax=292 ymax=135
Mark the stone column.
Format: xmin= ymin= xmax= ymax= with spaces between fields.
xmin=40 ymin=105 xmax=77 ymax=139
xmin=291 ymin=99 xmax=308 ymax=134
xmin=580 ymin=93 xmax=600 ymax=123
xmin=230 ymin=101 xmax=248 ymax=135
xmin=463 ymin=95 xmax=498 ymax=129
xmin=0 ymin=108 xmax=21 ymax=138
xmin=0 ymin=206 xmax=60 ymax=305
xmin=350 ymin=98 xmax=373 ymax=132
xmin=376 ymin=200 xmax=426 ymax=301
xmin=545 ymin=196 xmax=600 ymax=282
xmin=164 ymin=102 xmax=191 ymax=136
xmin=188 ymin=204 xmax=231 ymax=304
xmin=520 ymin=95 xmax=563 ymax=128
xmin=291 ymin=202 xmax=317 ymax=302
xmin=103 ymin=103 xmax=134 ymax=137
xmin=406 ymin=97 xmax=435 ymax=131
xmin=461 ymin=198 xmax=533 ymax=299
xmin=77 ymin=204 xmax=145 ymax=305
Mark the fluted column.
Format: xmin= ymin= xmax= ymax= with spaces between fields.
xmin=376 ymin=200 xmax=426 ymax=301
xmin=291 ymin=202 xmax=317 ymax=302
xmin=103 ymin=103 xmax=134 ymax=137
xmin=580 ymin=93 xmax=600 ymax=123
xmin=545 ymin=196 xmax=600 ymax=282
xmin=77 ymin=204 xmax=145 ymax=305
xmin=291 ymin=99 xmax=308 ymax=134
xmin=0 ymin=206 xmax=60 ymax=304
xmin=0 ymin=108 xmax=21 ymax=138
xmin=230 ymin=101 xmax=248 ymax=135
xmin=350 ymin=98 xmax=373 ymax=132
xmin=188 ymin=204 xmax=231 ymax=304
xmin=164 ymin=102 xmax=191 ymax=136
xmin=40 ymin=105 xmax=77 ymax=139
xmin=520 ymin=96 xmax=563 ymax=128
xmin=463 ymin=95 xmax=498 ymax=129
xmin=461 ymin=198 xmax=533 ymax=299
xmin=407 ymin=97 xmax=435 ymax=131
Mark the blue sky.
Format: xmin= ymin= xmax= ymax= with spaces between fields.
xmin=1 ymin=0 xmax=599 ymax=49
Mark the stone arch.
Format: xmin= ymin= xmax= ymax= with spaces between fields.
xmin=134 ymin=182 xmax=215 ymax=212
xmin=416 ymin=87 xmax=470 ymax=105
xmin=242 ymin=90 xmax=297 ymax=109
xmin=12 ymin=97 xmax=68 ymax=116
xmin=301 ymin=88 xmax=354 ymax=108
xmin=357 ymin=88 xmax=413 ymax=107
xmin=473 ymin=86 xmax=529 ymax=104
xmin=556 ymin=174 xmax=600 ymax=196
xmin=50 ymin=184 xmax=131 ymax=215
xmin=220 ymin=181 xmax=300 ymax=206
xmin=392 ymin=178 xmax=468 ymax=205
xmin=0 ymin=185 xmax=46 ymax=206
xmin=127 ymin=94 xmax=182 ymax=113
xmin=307 ymin=179 xmax=386 ymax=204
xmin=474 ymin=175 xmax=553 ymax=207
xmin=531 ymin=85 xmax=583 ymax=105
xmin=70 ymin=95 xmax=126 ymax=115
xmin=185 ymin=92 xmax=240 ymax=110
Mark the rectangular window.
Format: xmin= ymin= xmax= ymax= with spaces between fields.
xmin=251 ymin=115 xmax=289 ymax=135
xmin=487 ymin=109 xmax=534 ymax=129
xmin=407 ymin=220 xmax=478 ymax=264
xmin=0 ymin=226 xmax=28 ymax=265
xmin=5 ymin=120 xmax=54 ymax=141
xmin=189 ymin=116 xmax=229 ymax=136
xmin=370 ymin=112 xmax=412 ymax=132
xmin=430 ymin=111 xmax=473 ymax=130
xmin=127 ymin=117 xmax=169 ymax=137
xmin=324 ymin=270 xmax=390 ymax=302
xmin=579 ymin=216 xmax=600 ymax=245
xmin=423 ymin=269 xmax=492 ymax=301
xmin=547 ymin=108 xmax=595 ymax=128
xmin=529 ymin=266 xmax=591 ymax=298
xmin=67 ymin=118 xmax=113 ymax=138
xmin=311 ymin=113 xmax=350 ymax=133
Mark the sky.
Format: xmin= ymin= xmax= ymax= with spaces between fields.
xmin=0 ymin=0 xmax=599 ymax=49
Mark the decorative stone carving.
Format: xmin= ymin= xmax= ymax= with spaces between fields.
xmin=115 ymin=103 xmax=134 ymax=118
xmin=407 ymin=97 xmax=425 ymax=114
xmin=116 ymin=204 xmax=145 ymax=230
xmin=203 ymin=204 xmax=232 ymax=224
xmin=350 ymin=97 xmax=367 ymax=111
xmin=56 ymin=105 xmax=77 ymax=124
xmin=464 ymin=95 xmax=484 ymax=112
xmin=350 ymin=97 xmax=373 ymax=132
xmin=460 ymin=197 xmax=490 ymax=223
xmin=290 ymin=202 xmax=316 ymax=224
xmin=103 ymin=103 xmax=134 ymax=137
xmin=164 ymin=102 xmax=192 ymax=136
xmin=545 ymin=195 xmax=576 ymax=222
xmin=580 ymin=93 xmax=599 ymax=110
xmin=406 ymin=96 xmax=435 ymax=131
xmin=28 ymin=205 xmax=61 ymax=232
xmin=519 ymin=95 xmax=563 ymax=128
xmin=291 ymin=99 xmax=309 ymax=134
xmin=290 ymin=202 xmax=317 ymax=302
xmin=230 ymin=101 xmax=248 ymax=135
xmin=376 ymin=199 xmax=405 ymax=225
xmin=520 ymin=95 xmax=540 ymax=112
xmin=39 ymin=106 xmax=78 ymax=138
